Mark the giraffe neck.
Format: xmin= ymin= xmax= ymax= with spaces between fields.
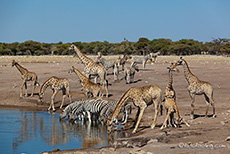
xmin=183 ymin=60 xmax=197 ymax=84
xmin=109 ymin=89 xmax=131 ymax=121
xmin=166 ymin=70 xmax=173 ymax=90
xmin=73 ymin=45 xmax=94 ymax=65
xmin=73 ymin=68 xmax=88 ymax=83
xmin=40 ymin=77 xmax=52 ymax=94
xmin=15 ymin=63 xmax=28 ymax=75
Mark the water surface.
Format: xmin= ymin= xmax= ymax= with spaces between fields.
xmin=0 ymin=108 xmax=128 ymax=154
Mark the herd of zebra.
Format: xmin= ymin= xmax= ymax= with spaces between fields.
xmin=59 ymin=98 xmax=132 ymax=126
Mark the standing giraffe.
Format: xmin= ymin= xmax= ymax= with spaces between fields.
xmin=161 ymin=63 xmax=190 ymax=130
xmin=12 ymin=60 xmax=40 ymax=97
xmin=107 ymin=84 xmax=162 ymax=134
xmin=164 ymin=63 xmax=179 ymax=100
xmin=69 ymin=44 xmax=109 ymax=97
xmin=176 ymin=57 xmax=216 ymax=119
xmin=69 ymin=66 xmax=102 ymax=98
xmin=39 ymin=76 xmax=72 ymax=111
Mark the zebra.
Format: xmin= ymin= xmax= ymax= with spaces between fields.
xmin=123 ymin=62 xmax=139 ymax=84
xmin=68 ymin=101 xmax=85 ymax=122
xmin=59 ymin=100 xmax=85 ymax=120
xmin=98 ymin=100 xmax=118 ymax=124
xmin=98 ymin=101 xmax=132 ymax=125
xmin=60 ymin=98 xmax=132 ymax=125
xmin=132 ymin=54 xmax=152 ymax=70
xmin=121 ymin=102 xmax=132 ymax=124
xmin=82 ymin=98 xmax=108 ymax=123
xmin=113 ymin=62 xmax=119 ymax=82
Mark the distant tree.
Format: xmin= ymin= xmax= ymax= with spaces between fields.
xmin=212 ymin=38 xmax=230 ymax=55
xmin=220 ymin=42 xmax=230 ymax=55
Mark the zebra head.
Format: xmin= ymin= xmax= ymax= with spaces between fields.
xmin=131 ymin=62 xmax=139 ymax=72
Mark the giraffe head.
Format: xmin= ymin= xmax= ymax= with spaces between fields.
xmin=107 ymin=118 xmax=118 ymax=134
xmin=68 ymin=66 xmax=75 ymax=74
xmin=167 ymin=63 xmax=179 ymax=72
xmin=175 ymin=57 xmax=185 ymax=66
xmin=12 ymin=60 xmax=17 ymax=67
xmin=69 ymin=44 xmax=75 ymax=50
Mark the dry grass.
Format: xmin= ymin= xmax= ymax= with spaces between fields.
xmin=0 ymin=55 xmax=229 ymax=64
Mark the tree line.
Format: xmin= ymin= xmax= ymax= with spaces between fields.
xmin=0 ymin=38 xmax=230 ymax=56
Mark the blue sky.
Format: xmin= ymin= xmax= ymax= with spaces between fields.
xmin=0 ymin=0 xmax=229 ymax=43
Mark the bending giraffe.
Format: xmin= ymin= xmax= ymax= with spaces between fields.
xmin=176 ymin=57 xmax=216 ymax=119
xmin=161 ymin=98 xmax=190 ymax=130
xmin=161 ymin=63 xmax=190 ymax=130
xmin=12 ymin=60 xmax=40 ymax=97
xmin=69 ymin=44 xmax=109 ymax=97
xmin=107 ymin=84 xmax=162 ymax=134
xmin=39 ymin=76 xmax=72 ymax=111
xmin=69 ymin=66 xmax=102 ymax=98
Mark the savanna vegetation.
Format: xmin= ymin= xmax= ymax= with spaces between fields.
xmin=0 ymin=38 xmax=230 ymax=56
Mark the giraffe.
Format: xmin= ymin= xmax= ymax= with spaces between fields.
xmin=107 ymin=84 xmax=162 ymax=134
xmin=176 ymin=57 xmax=216 ymax=119
xmin=69 ymin=66 xmax=102 ymax=98
xmin=161 ymin=63 xmax=190 ymax=129
xmin=160 ymin=98 xmax=190 ymax=130
xmin=39 ymin=76 xmax=72 ymax=111
xmin=12 ymin=60 xmax=40 ymax=97
xmin=69 ymin=44 xmax=109 ymax=97
xmin=164 ymin=63 xmax=179 ymax=100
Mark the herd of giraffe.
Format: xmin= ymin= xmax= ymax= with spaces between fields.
xmin=12 ymin=44 xmax=216 ymax=134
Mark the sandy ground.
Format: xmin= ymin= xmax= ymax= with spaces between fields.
xmin=0 ymin=55 xmax=230 ymax=154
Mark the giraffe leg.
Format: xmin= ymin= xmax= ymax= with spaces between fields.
xmin=180 ymin=116 xmax=190 ymax=127
xmin=20 ymin=79 xmax=26 ymax=97
xmin=210 ymin=97 xmax=216 ymax=118
xmin=103 ymin=80 xmax=109 ymax=97
xmin=160 ymin=109 xmax=171 ymax=130
xmin=151 ymin=100 xmax=160 ymax=129
xmin=60 ymin=94 xmax=66 ymax=109
xmin=24 ymin=81 xmax=28 ymax=97
xmin=175 ymin=103 xmax=181 ymax=127
xmin=31 ymin=80 xmax=36 ymax=97
xmin=132 ymin=107 xmax=140 ymax=128
xmin=204 ymin=94 xmax=210 ymax=118
xmin=189 ymin=93 xmax=195 ymax=119
xmin=49 ymin=90 xmax=58 ymax=111
xmin=170 ymin=112 xmax=177 ymax=127
xmin=60 ymin=88 xmax=66 ymax=109
xmin=204 ymin=93 xmax=216 ymax=118
xmin=132 ymin=103 xmax=147 ymax=134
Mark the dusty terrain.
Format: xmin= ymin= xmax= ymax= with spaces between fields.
xmin=0 ymin=55 xmax=230 ymax=154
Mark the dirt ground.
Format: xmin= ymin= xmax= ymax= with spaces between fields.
xmin=0 ymin=55 xmax=230 ymax=154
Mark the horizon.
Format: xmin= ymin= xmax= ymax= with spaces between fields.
xmin=1 ymin=0 xmax=230 ymax=44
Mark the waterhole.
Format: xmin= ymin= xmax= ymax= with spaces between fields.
xmin=0 ymin=108 xmax=129 ymax=154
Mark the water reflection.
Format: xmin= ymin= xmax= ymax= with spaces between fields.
xmin=0 ymin=109 xmax=129 ymax=154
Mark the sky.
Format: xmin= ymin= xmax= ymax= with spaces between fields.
xmin=0 ymin=0 xmax=230 ymax=43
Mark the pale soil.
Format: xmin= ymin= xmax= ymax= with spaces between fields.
xmin=0 ymin=55 xmax=230 ymax=154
